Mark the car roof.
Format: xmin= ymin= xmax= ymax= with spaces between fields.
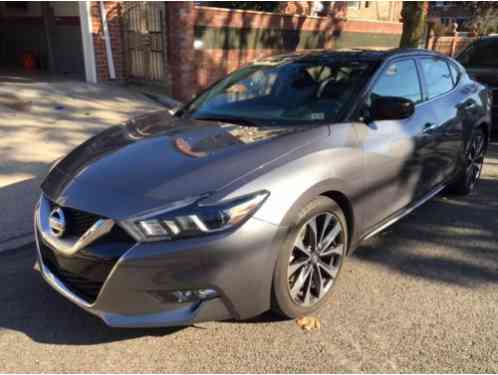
xmin=256 ymin=48 xmax=446 ymax=65
xmin=458 ymin=36 xmax=498 ymax=49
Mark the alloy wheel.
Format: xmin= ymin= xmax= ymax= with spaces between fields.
xmin=287 ymin=212 xmax=344 ymax=307
xmin=465 ymin=132 xmax=485 ymax=190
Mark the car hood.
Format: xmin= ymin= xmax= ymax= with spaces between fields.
xmin=42 ymin=111 xmax=326 ymax=219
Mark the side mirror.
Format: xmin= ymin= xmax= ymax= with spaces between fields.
xmin=168 ymin=103 xmax=183 ymax=116
xmin=370 ymin=96 xmax=415 ymax=121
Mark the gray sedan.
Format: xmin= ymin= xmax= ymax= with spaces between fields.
xmin=34 ymin=49 xmax=491 ymax=327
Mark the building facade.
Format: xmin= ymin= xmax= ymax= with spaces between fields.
xmin=0 ymin=1 xmax=403 ymax=101
xmin=428 ymin=1 xmax=473 ymax=29
xmin=282 ymin=1 xmax=402 ymax=22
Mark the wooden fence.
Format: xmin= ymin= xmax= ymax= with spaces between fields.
xmin=428 ymin=35 xmax=475 ymax=57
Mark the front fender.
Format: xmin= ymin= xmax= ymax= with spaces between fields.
xmin=208 ymin=144 xmax=365 ymax=247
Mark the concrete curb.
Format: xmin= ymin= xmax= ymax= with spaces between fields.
xmin=124 ymin=83 xmax=182 ymax=110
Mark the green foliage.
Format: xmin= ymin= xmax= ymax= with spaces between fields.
xmin=465 ymin=6 xmax=498 ymax=35
xmin=200 ymin=2 xmax=281 ymax=13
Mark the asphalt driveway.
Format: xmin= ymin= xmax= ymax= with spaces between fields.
xmin=1 ymin=144 xmax=497 ymax=372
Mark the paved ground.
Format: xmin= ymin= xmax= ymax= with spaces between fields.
xmin=1 ymin=143 xmax=497 ymax=372
xmin=0 ymin=71 xmax=162 ymax=251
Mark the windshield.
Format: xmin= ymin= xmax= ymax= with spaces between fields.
xmin=182 ymin=59 xmax=377 ymax=126
xmin=458 ymin=38 xmax=498 ymax=68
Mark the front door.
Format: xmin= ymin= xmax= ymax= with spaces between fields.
xmin=354 ymin=58 xmax=436 ymax=230
xmin=122 ymin=2 xmax=168 ymax=85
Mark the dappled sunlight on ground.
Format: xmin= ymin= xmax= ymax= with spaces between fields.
xmin=0 ymin=72 xmax=163 ymax=250
xmin=0 ymin=173 xmax=34 ymax=187
xmin=0 ymin=73 xmax=161 ymax=187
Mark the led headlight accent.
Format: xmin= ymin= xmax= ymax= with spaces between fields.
xmin=121 ymin=191 xmax=269 ymax=242
xmin=139 ymin=219 xmax=168 ymax=237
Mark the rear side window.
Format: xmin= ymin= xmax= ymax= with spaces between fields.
xmin=369 ymin=59 xmax=422 ymax=104
xmin=420 ymin=58 xmax=454 ymax=99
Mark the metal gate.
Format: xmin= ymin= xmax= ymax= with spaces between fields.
xmin=123 ymin=2 xmax=167 ymax=84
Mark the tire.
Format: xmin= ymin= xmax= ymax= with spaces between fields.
xmin=271 ymin=196 xmax=348 ymax=319
xmin=448 ymin=127 xmax=487 ymax=196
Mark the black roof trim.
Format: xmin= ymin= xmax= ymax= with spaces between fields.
xmin=256 ymin=48 xmax=448 ymax=65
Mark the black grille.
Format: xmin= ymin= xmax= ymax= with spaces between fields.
xmin=38 ymin=240 xmax=107 ymax=302
xmin=50 ymin=202 xmax=104 ymax=237
xmin=47 ymin=200 xmax=134 ymax=244
xmin=93 ymin=225 xmax=135 ymax=245
xmin=39 ymin=200 xmax=136 ymax=302
xmin=51 ymin=265 xmax=103 ymax=302
xmin=65 ymin=207 xmax=101 ymax=236
xmin=48 ymin=200 xmax=102 ymax=236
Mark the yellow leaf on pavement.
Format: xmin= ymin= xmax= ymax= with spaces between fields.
xmin=296 ymin=316 xmax=321 ymax=331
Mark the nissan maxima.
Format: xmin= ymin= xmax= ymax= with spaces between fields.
xmin=34 ymin=49 xmax=491 ymax=327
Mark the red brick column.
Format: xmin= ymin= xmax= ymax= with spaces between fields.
xmin=166 ymin=2 xmax=196 ymax=102
xmin=90 ymin=1 xmax=124 ymax=82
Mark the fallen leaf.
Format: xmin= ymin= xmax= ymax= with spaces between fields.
xmin=296 ymin=316 xmax=321 ymax=331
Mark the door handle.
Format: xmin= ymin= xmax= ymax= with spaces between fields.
xmin=423 ymin=122 xmax=437 ymax=133
xmin=463 ymin=102 xmax=477 ymax=110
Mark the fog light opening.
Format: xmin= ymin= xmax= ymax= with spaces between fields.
xmin=149 ymin=288 xmax=218 ymax=304
xmin=173 ymin=288 xmax=218 ymax=303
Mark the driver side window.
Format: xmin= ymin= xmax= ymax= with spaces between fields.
xmin=368 ymin=59 xmax=422 ymax=106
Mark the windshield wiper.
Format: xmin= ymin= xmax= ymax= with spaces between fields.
xmin=194 ymin=116 xmax=261 ymax=127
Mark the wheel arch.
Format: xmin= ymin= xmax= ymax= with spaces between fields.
xmin=278 ymin=179 xmax=357 ymax=255
xmin=320 ymin=190 xmax=354 ymax=252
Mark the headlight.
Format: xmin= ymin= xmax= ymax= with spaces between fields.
xmin=120 ymin=191 xmax=269 ymax=242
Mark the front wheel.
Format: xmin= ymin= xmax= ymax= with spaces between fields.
xmin=271 ymin=196 xmax=348 ymax=319
xmin=448 ymin=127 xmax=486 ymax=195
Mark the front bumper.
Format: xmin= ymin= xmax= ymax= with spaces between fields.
xmin=34 ymin=197 xmax=283 ymax=328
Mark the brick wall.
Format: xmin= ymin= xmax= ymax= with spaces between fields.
xmin=89 ymin=2 xmax=402 ymax=102
xmin=179 ymin=5 xmax=402 ymax=99
xmin=90 ymin=1 xmax=124 ymax=81
xmin=165 ymin=2 xmax=196 ymax=102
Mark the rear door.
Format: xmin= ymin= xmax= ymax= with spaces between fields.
xmin=353 ymin=58 xmax=437 ymax=229
xmin=418 ymin=57 xmax=465 ymax=186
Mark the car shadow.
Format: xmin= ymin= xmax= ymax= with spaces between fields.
xmin=354 ymin=142 xmax=498 ymax=287
xmin=0 ymin=243 xmax=184 ymax=346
